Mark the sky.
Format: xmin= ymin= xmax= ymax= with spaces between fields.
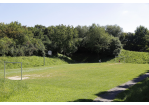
xmin=0 ymin=1 xmax=149 ymax=33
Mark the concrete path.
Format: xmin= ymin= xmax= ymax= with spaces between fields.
xmin=93 ymin=72 xmax=149 ymax=102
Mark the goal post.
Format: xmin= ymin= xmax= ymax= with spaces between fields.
xmin=115 ymin=56 xmax=125 ymax=63
xmin=43 ymin=50 xmax=52 ymax=66
xmin=4 ymin=61 xmax=22 ymax=80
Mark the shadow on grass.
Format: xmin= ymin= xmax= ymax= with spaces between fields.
xmin=68 ymin=99 xmax=93 ymax=102
xmin=68 ymin=70 xmax=149 ymax=102
xmin=94 ymin=90 xmax=126 ymax=102
xmin=114 ymin=71 xmax=149 ymax=102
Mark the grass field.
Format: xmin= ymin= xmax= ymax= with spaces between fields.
xmin=0 ymin=63 xmax=149 ymax=102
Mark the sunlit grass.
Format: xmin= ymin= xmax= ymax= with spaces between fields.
xmin=0 ymin=63 xmax=149 ymax=102
xmin=108 ymin=49 xmax=149 ymax=64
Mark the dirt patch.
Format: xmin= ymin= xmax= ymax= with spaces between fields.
xmin=7 ymin=76 xmax=29 ymax=80
xmin=7 ymin=73 xmax=53 ymax=80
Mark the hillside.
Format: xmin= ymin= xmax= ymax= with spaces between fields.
xmin=1 ymin=49 xmax=149 ymax=69
xmin=0 ymin=54 xmax=74 ymax=69
xmin=108 ymin=49 xmax=149 ymax=64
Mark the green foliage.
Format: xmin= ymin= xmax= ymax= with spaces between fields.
xmin=105 ymin=25 xmax=123 ymax=37
xmin=121 ymin=26 xmax=149 ymax=51
xmin=120 ymin=32 xmax=135 ymax=50
xmin=0 ymin=37 xmax=14 ymax=56
xmin=0 ymin=21 xmax=124 ymax=58
xmin=84 ymin=24 xmax=112 ymax=53
xmin=0 ymin=21 xmax=44 ymax=57
xmin=134 ymin=25 xmax=149 ymax=51
xmin=75 ymin=25 xmax=89 ymax=38
xmin=108 ymin=37 xmax=122 ymax=56
xmin=45 ymin=25 xmax=78 ymax=55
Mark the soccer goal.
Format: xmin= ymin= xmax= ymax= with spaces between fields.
xmin=115 ymin=56 xmax=125 ymax=63
xmin=4 ymin=61 xmax=22 ymax=80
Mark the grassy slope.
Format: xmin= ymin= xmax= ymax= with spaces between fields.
xmin=0 ymin=63 xmax=149 ymax=102
xmin=0 ymin=54 xmax=74 ymax=69
xmin=108 ymin=49 xmax=149 ymax=64
xmin=113 ymin=76 xmax=149 ymax=102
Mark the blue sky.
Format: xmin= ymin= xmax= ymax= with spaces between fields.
xmin=0 ymin=2 xmax=149 ymax=33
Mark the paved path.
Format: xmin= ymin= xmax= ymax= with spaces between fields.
xmin=93 ymin=72 xmax=149 ymax=102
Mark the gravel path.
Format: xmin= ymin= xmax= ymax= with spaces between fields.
xmin=93 ymin=72 xmax=149 ymax=102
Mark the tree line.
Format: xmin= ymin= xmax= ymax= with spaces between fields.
xmin=120 ymin=26 xmax=149 ymax=52
xmin=0 ymin=21 xmax=148 ymax=58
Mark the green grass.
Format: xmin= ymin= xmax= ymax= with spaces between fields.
xmin=0 ymin=63 xmax=149 ymax=102
xmin=108 ymin=49 xmax=149 ymax=64
xmin=113 ymin=76 xmax=149 ymax=102
xmin=0 ymin=54 xmax=74 ymax=69
xmin=0 ymin=79 xmax=28 ymax=102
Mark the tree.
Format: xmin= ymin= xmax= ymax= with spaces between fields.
xmin=0 ymin=37 xmax=14 ymax=56
xmin=84 ymin=24 xmax=111 ymax=55
xmin=105 ymin=25 xmax=123 ymax=37
xmin=108 ymin=37 xmax=122 ymax=56
xmin=133 ymin=25 xmax=149 ymax=51
xmin=120 ymin=32 xmax=135 ymax=50
xmin=63 ymin=25 xmax=78 ymax=55
xmin=75 ymin=25 xmax=88 ymax=38
xmin=45 ymin=25 xmax=78 ymax=55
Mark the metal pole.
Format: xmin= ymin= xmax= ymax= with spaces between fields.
xmin=21 ymin=62 xmax=22 ymax=80
xmin=4 ymin=61 xmax=5 ymax=79
xmin=44 ymin=55 xmax=45 ymax=65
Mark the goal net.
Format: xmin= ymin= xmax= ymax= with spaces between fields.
xmin=115 ymin=56 xmax=125 ymax=63
xmin=4 ymin=61 xmax=22 ymax=80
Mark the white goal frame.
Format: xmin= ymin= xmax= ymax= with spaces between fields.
xmin=4 ymin=61 xmax=22 ymax=80
xmin=115 ymin=56 xmax=125 ymax=63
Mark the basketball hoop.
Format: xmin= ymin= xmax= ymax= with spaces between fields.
xmin=48 ymin=50 xmax=52 ymax=55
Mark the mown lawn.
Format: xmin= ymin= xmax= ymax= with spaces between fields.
xmin=0 ymin=63 xmax=149 ymax=102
